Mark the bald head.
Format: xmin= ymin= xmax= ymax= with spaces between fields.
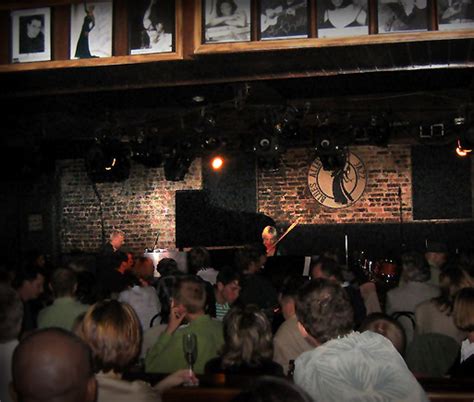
xmin=12 ymin=328 xmax=96 ymax=402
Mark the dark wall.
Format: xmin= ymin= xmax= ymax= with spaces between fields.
xmin=412 ymin=145 xmax=472 ymax=220
xmin=280 ymin=221 xmax=474 ymax=259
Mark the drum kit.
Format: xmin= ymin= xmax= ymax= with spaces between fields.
xmin=353 ymin=250 xmax=400 ymax=289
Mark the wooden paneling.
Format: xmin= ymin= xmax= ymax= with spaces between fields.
xmin=52 ymin=5 xmax=69 ymax=60
xmin=0 ymin=11 xmax=10 ymax=64
xmin=0 ymin=0 xmax=472 ymax=72
xmin=113 ymin=0 xmax=127 ymax=56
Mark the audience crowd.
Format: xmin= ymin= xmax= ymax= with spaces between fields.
xmin=1 ymin=232 xmax=474 ymax=402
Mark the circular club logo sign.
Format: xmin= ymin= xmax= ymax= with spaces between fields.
xmin=308 ymin=152 xmax=367 ymax=209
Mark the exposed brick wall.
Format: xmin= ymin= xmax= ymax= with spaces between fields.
xmin=257 ymin=145 xmax=413 ymax=225
xmin=58 ymin=145 xmax=413 ymax=254
xmin=59 ymin=159 xmax=202 ymax=254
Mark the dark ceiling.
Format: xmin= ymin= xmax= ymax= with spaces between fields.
xmin=1 ymin=39 xmax=473 ymax=167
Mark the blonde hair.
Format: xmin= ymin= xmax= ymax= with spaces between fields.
xmin=453 ymin=287 xmax=474 ymax=332
xmin=77 ymin=300 xmax=140 ymax=373
xmin=220 ymin=305 xmax=273 ymax=367
xmin=262 ymin=226 xmax=277 ymax=239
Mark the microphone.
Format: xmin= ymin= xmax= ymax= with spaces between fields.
xmin=152 ymin=231 xmax=160 ymax=251
xmin=145 ymin=231 xmax=160 ymax=253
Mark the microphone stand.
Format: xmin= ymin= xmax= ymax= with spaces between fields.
xmin=398 ymin=186 xmax=405 ymax=252
xmin=146 ymin=231 xmax=160 ymax=253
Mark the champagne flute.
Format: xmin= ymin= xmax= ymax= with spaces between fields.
xmin=182 ymin=333 xmax=198 ymax=386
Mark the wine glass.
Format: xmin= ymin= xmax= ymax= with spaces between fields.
xmin=182 ymin=333 xmax=198 ymax=386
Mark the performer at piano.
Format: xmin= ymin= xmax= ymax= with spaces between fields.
xmin=262 ymin=225 xmax=280 ymax=257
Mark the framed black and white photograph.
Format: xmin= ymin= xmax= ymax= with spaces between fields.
xmin=129 ymin=0 xmax=175 ymax=54
xmin=70 ymin=1 xmax=113 ymax=59
xmin=317 ymin=0 xmax=368 ymax=38
xmin=438 ymin=0 xmax=474 ymax=30
xmin=260 ymin=0 xmax=308 ymax=40
xmin=378 ymin=0 xmax=428 ymax=33
xmin=203 ymin=0 xmax=251 ymax=43
xmin=11 ymin=7 xmax=51 ymax=63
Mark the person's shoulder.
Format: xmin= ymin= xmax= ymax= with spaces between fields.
xmin=97 ymin=374 xmax=158 ymax=402
xmin=274 ymin=316 xmax=297 ymax=339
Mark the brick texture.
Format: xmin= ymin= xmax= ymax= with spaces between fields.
xmin=257 ymin=145 xmax=413 ymax=224
xmin=58 ymin=146 xmax=413 ymax=254
xmin=59 ymin=159 xmax=202 ymax=254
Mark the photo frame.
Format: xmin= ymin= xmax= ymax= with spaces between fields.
xmin=317 ymin=0 xmax=368 ymax=38
xmin=203 ymin=0 xmax=251 ymax=43
xmin=129 ymin=0 xmax=175 ymax=54
xmin=11 ymin=7 xmax=51 ymax=63
xmin=260 ymin=0 xmax=309 ymax=40
xmin=438 ymin=0 xmax=474 ymax=31
xmin=70 ymin=1 xmax=113 ymax=59
xmin=377 ymin=0 xmax=428 ymax=33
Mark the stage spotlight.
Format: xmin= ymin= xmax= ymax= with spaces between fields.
xmin=131 ymin=132 xmax=165 ymax=168
xmin=164 ymin=153 xmax=193 ymax=181
xmin=85 ymin=139 xmax=130 ymax=182
xmin=456 ymin=138 xmax=473 ymax=157
xmin=455 ymin=124 xmax=474 ymax=157
xmin=253 ymin=133 xmax=282 ymax=171
xmin=211 ymin=156 xmax=224 ymax=170
xmin=314 ymin=128 xmax=348 ymax=171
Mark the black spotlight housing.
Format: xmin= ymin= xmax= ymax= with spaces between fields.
xmin=85 ymin=139 xmax=130 ymax=182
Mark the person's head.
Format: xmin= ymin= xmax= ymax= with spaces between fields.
xmin=425 ymin=240 xmax=448 ymax=270
xmin=217 ymin=0 xmax=237 ymax=16
xmin=157 ymin=257 xmax=180 ymax=277
xmin=26 ymin=15 xmax=43 ymax=39
xmin=310 ymin=257 xmax=344 ymax=283
xmin=188 ymin=247 xmax=211 ymax=275
xmin=400 ymin=251 xmax=430 ymax=282
xmin=0 ymin=284 xmax=23 ymax=343
xmin=453 ymin=287 xmax=474 ymax=333
xmin=435 ymin=267 xmax=474 ymax=314
xmin=86 ymin=5 xmax=95 ymax=14
xmin=109 ymin=229 xmax=125 ymax=251
xmin=359 ymin=313 xmax=406 ymax=355
xmin=50 ymin=267 xmax=77 ymax=298
xmin=133 ymin=256 xmax=155 ymax=283
xmin=12 ymin=328 xmax=96 ymax=402
xmin=216 ymin=266 xmax=241 ymax=305
xmin=296 ymin=278 xmax=353 ymax=346
xmin=231 ymin=376 xmax=313 ymax=402
xmin=235 ymin=245 xmax=266 ymax=275
xmin=327 ymin=0 xmax=352 ymax=9
xmin=12 ymin=265 xmax=45 ymax=302
xmin=262 ymin=226 xmax=278 ymax=250
xmin=173 ymin=276 xmax=207 ymax=316
xmin=125 ymin=252 xmax=134 ymax=270
xmin=221 ymin=305 xmax=273 ymax=367
xmin=279 ymin=275 xmax=308 ymax=320
xmin=76 ymin=300 xmax=141 ymax=374
xmin=111 ymin=251 xmax=130 ymax=273
xmin=146 ymin=21 xmax=164 ymax=43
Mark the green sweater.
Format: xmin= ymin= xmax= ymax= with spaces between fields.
xmin=145 ymin=314 xmax=224 ymax=374
xmin=37 ymin=297 xmax=89 ymax=331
